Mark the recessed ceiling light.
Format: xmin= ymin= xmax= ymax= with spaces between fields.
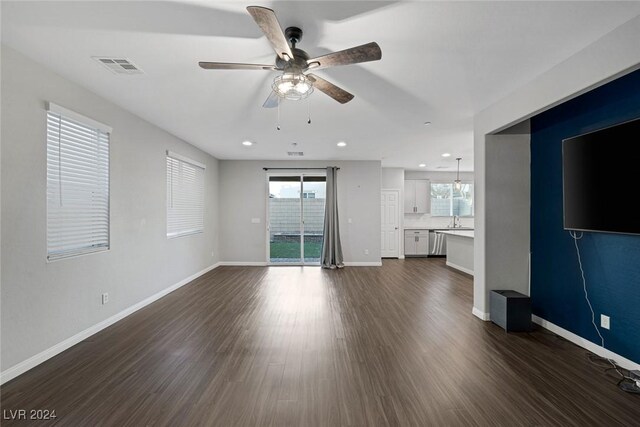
xmin=418 ymin=163 xmax=426 ymax=168
xmin=424 ymin=121 xmax=432 ymax=126
xmin=337 ymin=141 xmax=347 ymax=147
xmin=242 ymin=140 xmax=253 ymax=146
xmin=441 ymin=153 xmax=451 ymax=158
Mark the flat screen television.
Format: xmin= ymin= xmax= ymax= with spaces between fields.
xmin=563 ymin=117 xmax=640 ymax=235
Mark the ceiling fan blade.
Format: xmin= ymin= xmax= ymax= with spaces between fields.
xmin=307 ymin=42 xmax=382 ymax=70
xmin=307 ymin=74 xmax=354 ymax=104
xmin=263 ymin=91 xmax=280 ymax=108
xmin=199 ymin=62 xmax=276 ymax=70
xmin=246 ymin=6 xmax=293 ymax=61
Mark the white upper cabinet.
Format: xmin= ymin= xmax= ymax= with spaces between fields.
xmin=404 ymin=179 xmax=429 ymax=214
xmin=404 ymin=180 xmax=416 ymax=214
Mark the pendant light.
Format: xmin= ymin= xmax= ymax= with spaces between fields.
xmin=454 ymin=157 xmax=462 ymax=191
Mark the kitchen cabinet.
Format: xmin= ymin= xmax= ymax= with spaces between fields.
xmin=404 ymin=179 xmax=429 ymax=214
xmin=404 ymin=229 xmax=429 ymax=256
xmin=440 ymin=230 xmax=474 ymax=275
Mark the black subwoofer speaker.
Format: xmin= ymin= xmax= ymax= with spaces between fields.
xmin=490 ymin=290 xmax=531 ymax=332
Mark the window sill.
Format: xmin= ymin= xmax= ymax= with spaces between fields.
xmin=167 ymin=230 xmax=204 ymax=239
xmin=47 ymin=246 xmax=110 ymax=263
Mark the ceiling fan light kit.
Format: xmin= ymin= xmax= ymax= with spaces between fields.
xmin=198 ymin=6 xmax=382 ymax=109
xmin=272 ymin=73 xmax=313 ymax=100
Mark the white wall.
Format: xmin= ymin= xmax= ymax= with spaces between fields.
xmin=219 ymin=160 xmax=381 ymax=264
xmin=473 ymin=15 xmax=640 ymax=317
xmin=0 ymin=47 xmax=220 ymax=373
xmin=381 ymin=167 xmax=404 ymax=190
xmin=484 ymin=133 xmax=530 ymax=302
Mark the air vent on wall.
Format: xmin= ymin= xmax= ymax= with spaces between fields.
xmin=287 ymin=151 xmax=304 ymax=157
xmin=93 ymin=57 xmax=143 ymax=75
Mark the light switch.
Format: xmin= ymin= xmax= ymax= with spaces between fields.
xmin=348 ymin=218 xmax=353 ymax=224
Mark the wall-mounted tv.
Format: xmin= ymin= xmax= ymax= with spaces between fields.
xmin=563 ymin=117 xmax=640 ymax=235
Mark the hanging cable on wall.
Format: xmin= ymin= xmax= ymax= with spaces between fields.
xmin=569 ymin=230 xmax=639 ymax=393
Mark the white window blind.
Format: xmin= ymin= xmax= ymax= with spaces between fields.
xmin=46 ymin=103 xmax=110 ymax=260
xmin=166 ymin=151 xmax=205 ymax=238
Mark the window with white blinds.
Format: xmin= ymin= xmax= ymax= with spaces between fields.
xmin=166 ymin=152 xmax=205 ymax=238
xmin=46 ymin=103 xmax=111 ymax=261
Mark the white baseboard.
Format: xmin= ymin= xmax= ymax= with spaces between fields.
xmin=219 ymin=261 xmax=268 ymax=266
xmin=0 ymin=262 xmax=221 ymax=385
xmin=532 ymin=315 xmax=640 ymax=371
xmin=399 ymin=255 xmax=405 ymax=260
xmin=343 ymin=261 xmax=383 ymax=267
xmin=445 ymin=261 xmax=474 ymax=276
xmin=218 ymin=261 xmax=382 ymax=267
xmin=472 ymin=307 xmax=490 ymax=321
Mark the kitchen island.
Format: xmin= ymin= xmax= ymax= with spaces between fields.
xmin=439 ymin=230 xmax=474 ymax=275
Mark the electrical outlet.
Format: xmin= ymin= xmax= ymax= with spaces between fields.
xmin=600 ymin=314 xmax=610 ymax=330
xmin=364 ymin=249 xmax=369 ymax=255
xmin=211 ymin=251 xmax=215 ymax=257
xmin=102 ymin=293 xmax=109 ymax=305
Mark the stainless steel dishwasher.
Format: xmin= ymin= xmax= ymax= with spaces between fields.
xmin=428 ymin=230 xmax=447 ymax=256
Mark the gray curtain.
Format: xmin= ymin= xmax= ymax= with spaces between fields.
xmin=321 ymin=167 xmax=344 ymax=269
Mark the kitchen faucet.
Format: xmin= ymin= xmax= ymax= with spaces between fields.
xmin=451 ymin=215 xmax=461 ymax=228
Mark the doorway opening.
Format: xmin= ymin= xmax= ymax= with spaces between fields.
xmin=267 ymin=173 xmax=326 ymax=265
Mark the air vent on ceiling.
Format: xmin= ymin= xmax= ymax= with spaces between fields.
xmin=436 ymin=166 xmax=449 ymax=169
xmin=287 ymin=151 xmax=304 ymax=157
xmin=93 ymin=57 xmax=143 ymax=75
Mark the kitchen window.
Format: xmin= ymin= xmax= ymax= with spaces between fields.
xmin=430 ymin=182 xmax=474 ymax=217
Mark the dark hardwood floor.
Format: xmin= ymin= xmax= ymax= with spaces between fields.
xmin=1 ymin=259 xmax=638 ymax=426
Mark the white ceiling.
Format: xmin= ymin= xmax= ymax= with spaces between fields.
xmin=3 ymin=1 xmax=640 ymax=171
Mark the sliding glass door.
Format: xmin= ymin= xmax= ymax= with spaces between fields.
xmin=268 ymin=175 xmax=302 ymax=264
xmin=302 ymin=176 xmax=326 ymax=263
xmin=268 ymin=174 xmax=326 ymax=265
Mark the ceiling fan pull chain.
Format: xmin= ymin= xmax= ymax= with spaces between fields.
xmin=277 ymin=97 xmax=281 ymax=131
xmin=307 ymin=96 xmax=311 ymax=125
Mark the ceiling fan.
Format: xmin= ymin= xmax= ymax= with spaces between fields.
xmin=198 ymin=6 xmax=382 ymax=107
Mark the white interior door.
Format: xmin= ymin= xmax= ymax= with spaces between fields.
xmin=381 ymin=190 xmax=400 ymax=258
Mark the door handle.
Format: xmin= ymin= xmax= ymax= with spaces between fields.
xmin=395 ymin=227 xmax=398 ymax=230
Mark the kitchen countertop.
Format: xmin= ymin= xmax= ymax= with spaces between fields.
xmin=438 ymin=230 xmax=475 ymax=238
xmin=404 ymin=227 xmax=474 ymax=231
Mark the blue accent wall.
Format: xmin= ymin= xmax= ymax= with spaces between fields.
xmin=531 ymin=68 xmax=640 ymax=364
